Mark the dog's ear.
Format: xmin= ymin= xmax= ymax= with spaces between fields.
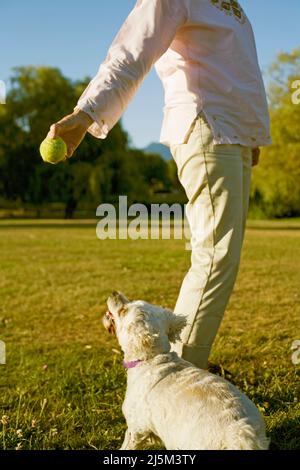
xmin=166 ymin=310 xmax=187 ymax=343
xmin=127 ymin=312 xmax=157 ymax=359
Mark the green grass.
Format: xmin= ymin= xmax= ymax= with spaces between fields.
xmin=0 ymin=219 xmax=299 ymax=450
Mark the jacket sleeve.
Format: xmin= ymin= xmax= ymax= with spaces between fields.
xmin=75 ymin=0 xmax=187 ymax=139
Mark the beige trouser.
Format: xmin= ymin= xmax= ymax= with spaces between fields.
xmin=170 ymin=113 xmax=252 ymax=369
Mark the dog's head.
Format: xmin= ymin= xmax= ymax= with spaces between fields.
xmin=103 ymin=291 xmax=186 ymax=361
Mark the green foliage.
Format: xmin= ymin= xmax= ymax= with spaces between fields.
xmin=0 ymin=67 xmax=172 ymax=215
xmin=1 ymin=51 xmax=300 ymax=219
xmin=251 ymin=47 xmax=300 ymax=218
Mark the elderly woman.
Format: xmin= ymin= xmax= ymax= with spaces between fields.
xmin=48 ymin=0 xmax=271 ymax=370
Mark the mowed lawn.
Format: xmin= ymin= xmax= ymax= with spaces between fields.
xmin=0 ymin=219 xmax=299 ymax=450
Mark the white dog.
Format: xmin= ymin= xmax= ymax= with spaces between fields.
xmin=103 ymin=291 xmax=269 ymax=450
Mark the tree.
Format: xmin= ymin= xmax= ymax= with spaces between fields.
xmin=0 ymin=65 xmax=191 ymax=216
xmin=251 ymin=48 xmax=300 ymax=218
xmin=0 ymin=66 xmax=131 ymax=212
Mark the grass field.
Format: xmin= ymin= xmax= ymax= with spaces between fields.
xmin=0 ymin=219 xmax=299 ymax=450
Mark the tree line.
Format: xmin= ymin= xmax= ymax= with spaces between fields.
xmin=0 ymin=48 xmax=299 ymax=219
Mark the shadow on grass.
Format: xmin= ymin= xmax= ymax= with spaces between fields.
xmin=269 ymin=416 xmax=300 ymax=450
xmin=247 ymin=226 xmax=300 ymax=231
xmin=1 ymin=220 xmax=300 ymax=231
xmin=0 ymin=222 xmax=97 ymax=230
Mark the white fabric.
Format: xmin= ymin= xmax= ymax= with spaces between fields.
xmin=170 ymin=113 xmax=253 ymax=369
xmin=76 ymin=0 xmax=271 ymax=148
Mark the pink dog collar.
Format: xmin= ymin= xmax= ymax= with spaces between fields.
xmin=123 ymin=360 xmax=142 ymax=370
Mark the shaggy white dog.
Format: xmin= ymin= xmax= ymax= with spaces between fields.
xmin=103 ymin=291 xmax=269 ymax=450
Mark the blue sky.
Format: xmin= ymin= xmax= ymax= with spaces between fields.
xmin=1 ymin=0 xmax=299 ymax=148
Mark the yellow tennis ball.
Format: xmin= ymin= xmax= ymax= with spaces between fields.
xmin=39 ymin=137 xmax=67 ymax=164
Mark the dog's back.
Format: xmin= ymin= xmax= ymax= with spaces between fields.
xmin=125 ymin=353 xmax=269 ymax=450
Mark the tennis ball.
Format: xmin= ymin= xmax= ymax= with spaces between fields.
xmin=40 ymin=137 xmax=67 ymax=164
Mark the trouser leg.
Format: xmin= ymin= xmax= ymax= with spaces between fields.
xmin=171 ymin=117 xmax=252 ymax=369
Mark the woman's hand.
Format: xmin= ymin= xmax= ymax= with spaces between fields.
xmin=47 ymin=109 xmax=93 ymax=158
xmin=252 ymin=147 xmax=260 ymax=167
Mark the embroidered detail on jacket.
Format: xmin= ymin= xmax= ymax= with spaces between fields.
xmin=210 ymin=0 xmax=246 ymax=24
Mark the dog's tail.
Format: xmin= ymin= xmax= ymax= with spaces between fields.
xmin=226 ymin=418 xmax=270 ymax=450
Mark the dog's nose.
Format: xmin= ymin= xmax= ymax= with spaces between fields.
xmin=107 ymin=291 xmax=121 ymax=306
xmin=108 ymin=291 xmax=130 ymax=305
xmin=111 ymin=291 xmax=120 ymax=299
